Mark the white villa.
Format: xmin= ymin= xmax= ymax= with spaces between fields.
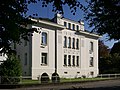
xmin=0 ymin=14 xmax=101 ymax=79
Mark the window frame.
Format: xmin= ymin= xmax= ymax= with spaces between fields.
xmin=76 ymin=56 xmax=79 ymax=66
xmin=68 ymin=37 xmax=71 ymax=48
xmin=72 ymin=55 xmax=75 ymax=66
xmin=41 ymin=32 xmax=47 ymax=45
xmin=68 ymin=55 xmax=71 ymax=66
xmin=76 ymin=25 xmax=79 ymax=31
xmin=64 ymin=55 xmax=67 ymax=66
xmin=76 ymin=39 xmax=79 ymax=49
xmin=64 ymin=22 xmax=67 ymax=27
xmin=41 ymin=53 xmax=47 ymax=65
xmin=68 ymin=23 xmax=71 ymax=29
xmin=90 ymin=42 xmax=93 ymax=53
xmin=90 ymin=57 xmax=94 ymax=67
xmin=72 ymin=24 xmax=75 ymax=30
xmin=64 ymin=36 xmax=67 ymax=48
xmin=72 ymin=38 xmax=75 ymax=49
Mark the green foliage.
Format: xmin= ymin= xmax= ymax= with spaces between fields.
xmin=86 ymin=0 xmax=120 ymax=40
xmin=0 ymin=54 xmax=22 ymax=84
xmin=99 ymin=53 xmax=120 ymax=74
xmin=99 ymin=41 xmax=120 ymax=74
xmin=99 ymin=40 xmax=110 ymax=58
xmin=51 ymin=72 xmax=60 ymax=83
xmin=41 ymin=73 xmax=50 ymax=83
xmin=110 ymin=42 xmax=120 ymax=55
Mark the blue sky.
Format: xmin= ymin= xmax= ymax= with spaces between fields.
xmin=27 ymin=1 xmax=115 ymax=48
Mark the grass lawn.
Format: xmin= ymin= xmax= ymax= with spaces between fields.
xmin=20 ymin=77 xmax=108 ymax=84
xmin=21 ymin=79 xmax=39 ymax=84
xmin=60 ymin=77 xmax=108 ymax=83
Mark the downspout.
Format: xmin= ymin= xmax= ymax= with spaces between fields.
xmin=55 ymin=29 xmax=57 ymax=73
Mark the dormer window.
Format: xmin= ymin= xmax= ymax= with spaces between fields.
xmin=68 ymin=23 xmax=71 ymax=29
xmin=72 ymin=24 xmax=75 ymax=30
xmin=76 ymin=25 xmax=79 ymax=31
xmin=64 ymin=22 xmax=67 ymax=27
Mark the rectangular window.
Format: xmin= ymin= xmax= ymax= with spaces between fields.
xmin=68 ymin=23 xmax=71 ymax=29
xmin=41 ymin=32 xmax=47 ymax=45
xmin=72 ymin=56 xmax=75 ymax=66
xmin=72 ymin=24 xmax=75 ymax=30
xmin=90 ymin=57 xmax=94 ymax=67
xmin=41 ymin=53 xmax=47 ymax=65
xmin=76 ymin=56 xmax=79 ymax=66
xmin=24 ymin=53 xmax=27 ymax=65
xmin=64 ymin=22 xmax=67 ymax=27
xmin=68 ymin=55 xmax=71 ymax=66
xmin=64 ymin=55 xmax=67 ymax=66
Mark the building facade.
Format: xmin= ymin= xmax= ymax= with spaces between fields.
xmin=8 ymin=14 xmax=100 ymax=79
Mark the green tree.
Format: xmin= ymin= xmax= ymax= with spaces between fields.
xmin=0 ymin=0 xmax=83 ymax=53
xmin=98 ymin=40 xmax=110 ymax=74
xmin=99 ymin=40 xmax=110 ymax=58
xmin=0 ymin=54 xmax=22 ymax=84
xmin=110 ymin=41 xmax=120 ymax=55
xmin=86 ymin=0 xmax=120 ymax=40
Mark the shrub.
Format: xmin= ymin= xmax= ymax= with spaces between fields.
xmin=41 ymin=73 xmax=50 ymax=83
xmin=52 ymin=72 xmax=60 ymax=83
xmin=0 ymin=54 xmax=22 ymax=84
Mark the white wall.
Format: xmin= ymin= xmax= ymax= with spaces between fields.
xmin=57 ymin=28 xmax=99 ymax=78
xmin=31 ymin=25 xmax=56 ymax=79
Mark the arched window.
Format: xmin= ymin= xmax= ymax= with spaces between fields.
xmin=68 ymin=55 xmax=71 ymax=66
xmin=90 ymin=42 xmax=93 ymax=52
xmin=68 ymin=37 xmax=71 ymax=48
xmin=76 ymin=25 xmax=79 ymax=31
xmin=64 ymin=36 xmax=67 ymax=48
xmin=41 ymin=32 xmax=47 ymax=45
xmin=72 ymin=38 xmax=75 ymax=49
xmin=76 ymin=39 xmax=79 ymax=49
xmin=76 ymin=56 xmax=79 ymax=66
xmin=72 ymin=56 xmax=75 ymax=66
xmin=64 ymin=55 xmax=67 ymax=66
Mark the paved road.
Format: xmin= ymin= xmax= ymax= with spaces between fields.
xmin=3 ymin=79 xmax=120 ymax=90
